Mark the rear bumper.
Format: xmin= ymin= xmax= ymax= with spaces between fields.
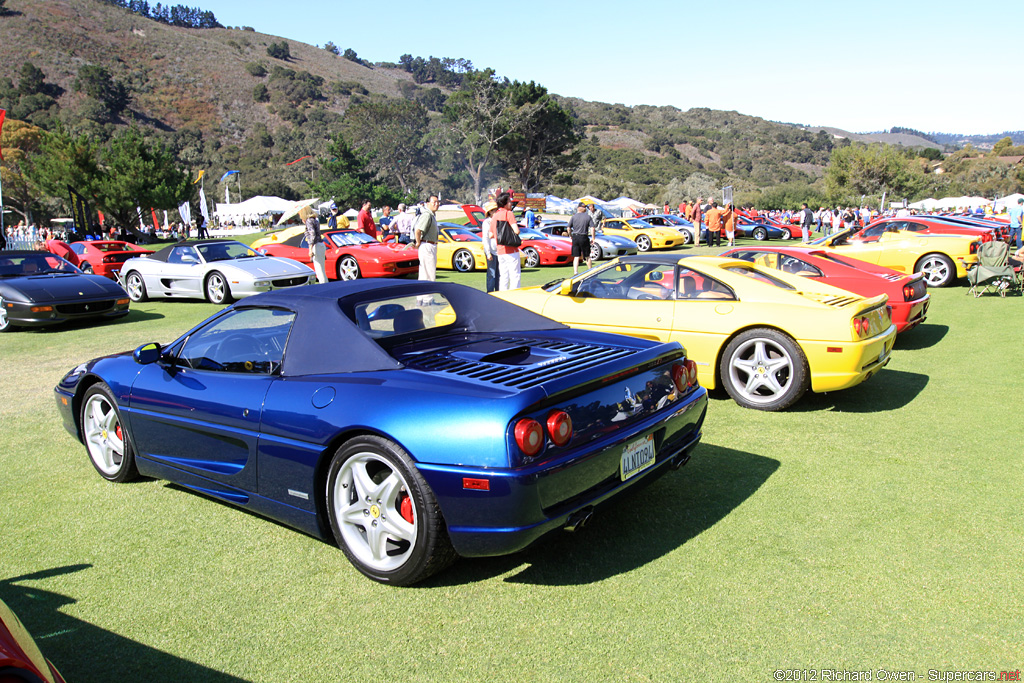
xmin=418 ymin=387 xmax=708 ymax=557
xmin=805 ymin=325 xmax=897 ymax=393
xmin=891 ymin=295 xmax=930 ymax=334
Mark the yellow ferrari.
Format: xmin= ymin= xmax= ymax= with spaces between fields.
xmin=809 ymin=227 xmax=979 ymax=287
xmin=600 ymin=218 xmax=685 ymax=252
xmin=436 ymin=224 xmax=524 ymax=272
xmin=494 ymin=254 xmax=897 ymax=411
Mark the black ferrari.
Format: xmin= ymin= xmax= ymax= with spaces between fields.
xmin=0 ymin=250 xmax=130 ymax=332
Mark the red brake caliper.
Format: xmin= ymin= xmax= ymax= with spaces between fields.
xmin=399 ymin=493 xmax=414 ymax=524
xmin=115 ymin=425 xmax=123 ymax=440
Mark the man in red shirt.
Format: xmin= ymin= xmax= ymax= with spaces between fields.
xmin=356 ymin=200 xmax=377 ymax=240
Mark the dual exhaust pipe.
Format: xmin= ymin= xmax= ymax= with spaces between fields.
xmin=562 ymin=448 xmax=692 ymax=533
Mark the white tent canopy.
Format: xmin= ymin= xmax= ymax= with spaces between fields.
xmin=215 ymin=195 xmax=294 ymax=222
xmin=908 ymin=195 xmax=994 ymax=210
xmin=993 ymin=193 xmax=1024 ymax=210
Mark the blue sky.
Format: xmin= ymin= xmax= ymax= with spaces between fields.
xmin=199 ymin=0 xmax=1020 ymax=135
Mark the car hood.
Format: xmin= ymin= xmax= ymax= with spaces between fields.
xmin=0 ymin=273 xmax=125 ymax=301
xmin=216 ymin=257 xmax=314 ymax=276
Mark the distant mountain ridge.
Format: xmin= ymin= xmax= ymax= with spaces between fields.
xmin=0 ymin=0 xmax=1016 ymax=206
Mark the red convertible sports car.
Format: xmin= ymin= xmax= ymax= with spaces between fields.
xmin=46 ymin=240 xmax=154 ymax=279
xmin=721 ymin=245 xmax=930 ymax=334
xmin=259 ymin=229 xmax=419 ymax=281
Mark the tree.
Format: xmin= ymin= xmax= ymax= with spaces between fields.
xmin=497 ymin=81 xmax=581 ymax=192
xmin=266 ymin=41 xmax=291 ymax=60
xmin=342 ymin=98 xmax=430 ymax=194
xmin=73 ymin=65 xmax=130 ymax=120
xmin=0 ymin=119 xmax=45 ymax=223
xmin=992 ymin=136 xmax=1014 ymax=156
xmin=324 ymin=41 xmax=340 ymax=56
xmin=310 ymin=136 xmax=406 ymax=210
xmin=342 ymin=48 xmax=365 ymax=66
xmin=26 ymin=126 xmax=190 ymax=229
xmin=824 ymin=143 xmax=922 ymax=202
xmin=439 ymin=70 xmax=532 ymax=204
xmin=96 ymin=128 xmax=191 ymax=228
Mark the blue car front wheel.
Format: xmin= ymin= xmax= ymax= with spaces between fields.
xmin=326 ymin=435 xmax=456 ymax=585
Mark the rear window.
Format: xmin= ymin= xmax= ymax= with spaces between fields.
xmin=723 ymin=265 xmax=796 ymax=290
xmin=350 ymin=294 xmax=454 ymax=339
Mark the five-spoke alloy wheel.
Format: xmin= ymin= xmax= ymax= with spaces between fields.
xmin=205 ymin=271 xmax=233 ymax=304
xmin=81 ymin=383 xmax=139 ymax=482
xmin=720 ymin=328 xmax=809 ymax=411
xmin=452 ymin=249 xmax=475 ymax=273
xmin=635 ymin=235 xmax=652 ymax=252
xmin=915 ymin=253 xmax=955 ymax=287
xmin=337 ymin=255 xmax=360 ymax=281
xmin=326 ymin=436 xmax=456 ymax=585
xmin=523 ymin=247 xmax=540 ymax=268
xmin=124 ymin=271 xmax=147 ymax=302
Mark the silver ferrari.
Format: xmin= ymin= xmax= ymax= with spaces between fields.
xmin=119 ymin=239 xmax=315 ymax=304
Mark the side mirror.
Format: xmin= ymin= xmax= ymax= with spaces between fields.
xmin=559 ymin=279 xmax=574 ymax=296
xmin=133 ymin=342 xmax=162 ymax=365
xmin=648 ymin=271 xmax=664 ymax=282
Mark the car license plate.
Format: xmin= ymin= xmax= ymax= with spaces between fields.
xmin=620 ymin=434 xmax=656 ymax=481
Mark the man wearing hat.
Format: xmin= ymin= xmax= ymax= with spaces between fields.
xmin=327 ymin=203 xmax=340 ymax=230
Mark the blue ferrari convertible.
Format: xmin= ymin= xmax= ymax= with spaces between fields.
xmin=56 ymin=280 xmax=708 ymax=585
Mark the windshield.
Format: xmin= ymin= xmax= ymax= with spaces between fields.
xmin=328 ymin=231 xmax=376 ymax=247
xmin=442 ymin=228 xmax=481 ymax=242
xmin=626 ymin=219 xmax=657 ymax=229
xmin=0 ymin=253 xmax=79 ymax=277
xmin=198 ymin=241 xmax=259 ymax=262
xmin=723 ymin=265 xmax=796 ymax=289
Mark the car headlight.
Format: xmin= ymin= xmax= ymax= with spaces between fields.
xmin=254 ymin=280 xmax=270 ymax=287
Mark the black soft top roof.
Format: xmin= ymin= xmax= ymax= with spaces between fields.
xmin=234 ymin=280 xmax=567 ymax=376
xmin=148 ymin=239 xmax=243 ymax=263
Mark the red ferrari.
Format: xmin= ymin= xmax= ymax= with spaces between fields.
xmin=46 ymin=240 xmax=153 ymax=279
xmin=259 ymin=229 xmax=419 ymax=280
xmin=0 ymin=598 xmax=66 ymax=683
xmin=721 ymin=245 xmax=930 ymax=334
xmin=859 ymin=217 xmax=997 ymax=243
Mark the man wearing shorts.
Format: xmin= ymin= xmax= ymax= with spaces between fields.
xmin=568 ymin=203 xmax=596 ymax=274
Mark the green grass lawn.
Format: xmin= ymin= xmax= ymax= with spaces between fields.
xmin=1 ymin=238 xmax=1021 ymax=682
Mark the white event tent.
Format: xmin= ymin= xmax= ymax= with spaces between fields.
xmin=215 ymin=195 xmax=294 ymax=224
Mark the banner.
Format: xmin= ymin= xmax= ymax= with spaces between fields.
xmin=285 ymin=155 xmax=312 ymax=166
xmin=192 ymin=169 xmax=205 ymax=185
xmin=219 ymin=170 xmax=239 ymax=182
xmin=0 ymin=108 xmax=5 ymax=160
xmin=178 ymin=201 xmax=191 ymax=226
xmin=67 ymin=185 xmax=91 ymax=234
xmin=198 ymin=186 xmax=211 ymax=227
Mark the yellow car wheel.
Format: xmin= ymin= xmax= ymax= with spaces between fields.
xmin=452 ymin=249 xmax=475 ymax=273
xmin=635 ymin=235 xmax=652 ymax=252
xmin=915 ymin=253 xmax=955 ymax=287
xmin=721 ymin=328 xmax=809 ymax=411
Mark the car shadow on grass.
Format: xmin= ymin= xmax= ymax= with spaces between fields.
xmin=0 ymin=565 xmax=251 ymax=683
xmin=423 ymin=444 xmax=779 ymax=587
xmin=893 ymin=323 xmax=948 ymax=350
xmin=791 ymin=368 xmax=929 ymax=413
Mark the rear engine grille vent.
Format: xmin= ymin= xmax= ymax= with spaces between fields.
xmin=408 ymin=336 xmax=636 ymax=389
